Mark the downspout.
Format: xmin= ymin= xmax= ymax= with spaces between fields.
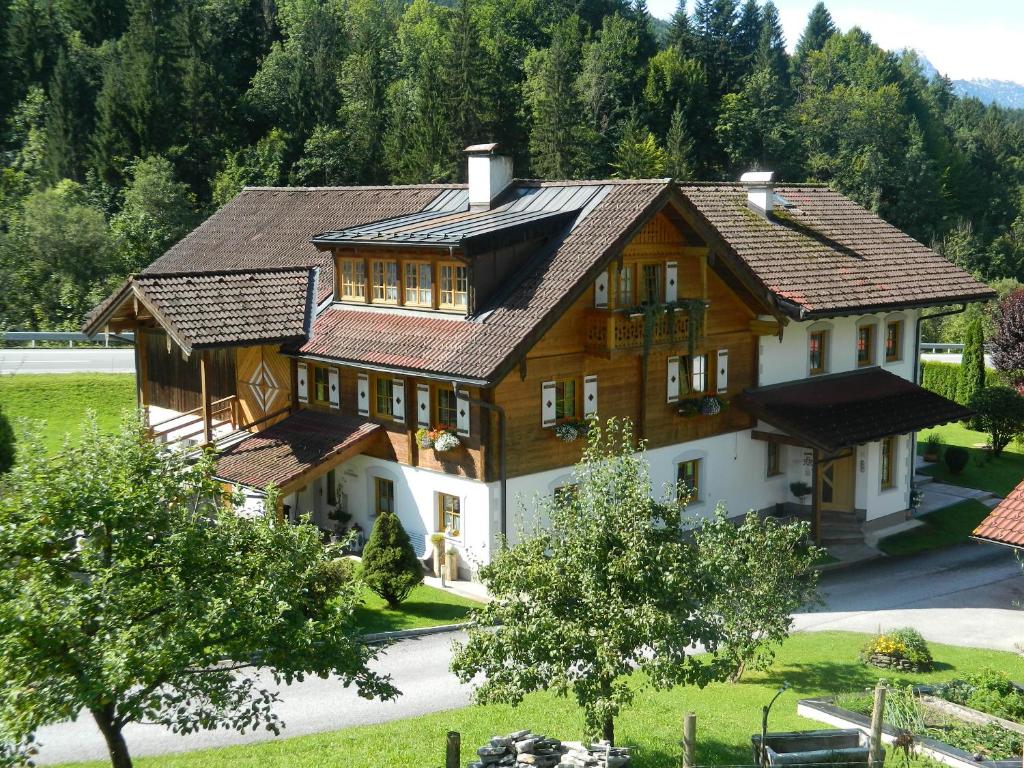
xmin=453 ymin=383 xmax=507 ymax=547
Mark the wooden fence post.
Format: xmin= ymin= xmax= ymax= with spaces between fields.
xmin=681 ymin=712 xmax=696 ymax=768
xmin=869 ymin=680 xmax=887 ymax=768
xmin=446 ymin=730 xmax=460 ymax=768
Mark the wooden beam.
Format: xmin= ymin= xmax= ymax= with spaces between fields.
xmin=750 ymin=319 xmax=782 ymax=336
xmin=200 ymin=350 xmax=212 ymax=445
xmin=750 ymin=429 xmax=814 ymax=449
xmin=135 ymin=326 xmax=149 ymax=415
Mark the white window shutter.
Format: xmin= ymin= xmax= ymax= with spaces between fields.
xmin=667 ymin=356 xmax=681 ymax=403
xmin=328 ymin=368 xmax=340 ymax=409
xmin=594 ymin=270 xmax=609 ymax=308
xmin=717 ymin=349 xmax=729 ymax=393
xmin=297 ymin=362 xmax=309 ymax=404
xmin=357 ymin=373 xmax=369 ymax=416
xmin=392 ymin=378 xmax=406 ymax=422
xmin=416 ymin=383 xmax=431 ymax=428
xmin=541 ymin=381 xmax=557 ymax=428
xmin=456 ymin=391 xmax=471 ymax=437
xmin=583 ymin=375 xmax=598 ymax=418
xmin=665 ymin=261 xmax=678 ymax=303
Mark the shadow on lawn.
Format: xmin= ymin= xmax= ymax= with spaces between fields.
xmin=352 ymin=599 xmax=473 ymax=634
xmin=756 ymin=659 xmax=949 ymax=697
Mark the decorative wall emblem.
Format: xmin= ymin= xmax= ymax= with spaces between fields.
xmin=247 ymin=361 xmax=280 ymax=412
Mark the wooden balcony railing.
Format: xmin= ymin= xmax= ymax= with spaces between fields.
xmin=584 ymin=306 xmax=700 ymax=357
xmin=148 ymin=394 xmax=239 ymax=446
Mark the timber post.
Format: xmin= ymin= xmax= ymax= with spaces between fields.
xmin=445 ymin=730 xmax=460 ymax=768
xmin=200 ymin=349 xmax=212 ymax=445
xmin=869 ymin=680 xmax=886 ymax=768
xmin=681 ymin=712 xmax=696 ymax=768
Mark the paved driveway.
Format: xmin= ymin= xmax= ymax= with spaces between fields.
xmin=33 ymin=540 xmax=1023 ymax=764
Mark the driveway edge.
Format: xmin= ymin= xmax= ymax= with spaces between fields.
xmin=361 ymin=622 xmax=472 ymax=645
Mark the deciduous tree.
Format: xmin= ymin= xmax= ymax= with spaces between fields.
xmin=969 ymin=386 xmax=1024 ymax=456
xmin=990 ymin=289 xmax=1024 ymax=389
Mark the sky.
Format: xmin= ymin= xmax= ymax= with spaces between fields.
xmin=646 ymin=0 xmax=1024 ymax=84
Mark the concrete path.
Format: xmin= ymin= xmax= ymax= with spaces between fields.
xmin=32 ymin=541 xmax=1023 ymax=765
xmin=0 ymin=348 xmax=134 ymax=374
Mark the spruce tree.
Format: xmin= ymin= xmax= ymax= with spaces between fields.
xmin=956 ymin=318 xmax=986 ymax=408
xmin=667 ymin=0 xmax=695 ymax=54
xmin=754 ymin=1 xmax=788 ymax=85
xmin=361 ymin=511 xmax=423 ymax=609
xmin=734 ymin=0 xmax=761 ymax=80
xmin=793 ymin=1 xmax=836 ymax=73
xmin=692 ymin=0 xmax=739 ymax=99
xmin=664 ymin=107 xmax=696 ymax=180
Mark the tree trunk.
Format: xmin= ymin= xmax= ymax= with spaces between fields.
xmin=91 ymin=705 xmax=133 ymax=768
xmin=602 ymin=715 xmax=614 ymax=746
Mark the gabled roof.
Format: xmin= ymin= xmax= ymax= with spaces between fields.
xmin=735 ymin=367 xmax=972 ymax=453
xmin=679 ymin=184 xmax=995 ymax=318
xmin=974 ymin=482 xmax=1024 ymax=548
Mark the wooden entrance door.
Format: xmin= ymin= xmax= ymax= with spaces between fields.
xmin=817 ymin=454 xmax=855 ymax=512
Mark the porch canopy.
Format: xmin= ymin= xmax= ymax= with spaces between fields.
xmin=214 ymin=409 xmax=382 ymax=496
xmin=735 ymin=367 xmax=971 ymax=454
xmin=973 ymin=480 xmax=1024 ymax=548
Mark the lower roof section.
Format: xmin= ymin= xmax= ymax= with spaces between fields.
xmin=735 ymin=367 xmax=971 ymax=454
xmin=214 ymin=409 xmax=381 ymax=494
xmin=973 ymin=481 xmax=1024 ymax=548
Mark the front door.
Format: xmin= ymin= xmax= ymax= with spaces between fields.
xmin=817 ymin=454 xmax=855 ymax=512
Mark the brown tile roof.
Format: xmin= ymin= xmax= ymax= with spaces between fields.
xmin=679 ymin=184 xmax=995 ymax=317
xmin=214 ymin=409 xmax=382 ymax=491
xmin=974 ymin=482 xmax=1024 ymax=548
xmin=734 ymin=367 xmax=972 ymax=453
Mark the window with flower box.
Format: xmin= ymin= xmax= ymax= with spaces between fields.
xmin=436 ymin=387 xmax=458 ymax=429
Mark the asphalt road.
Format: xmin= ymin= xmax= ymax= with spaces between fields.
xmin=0 ymin=348 xmax=134 ymax=374
xmin=32 ymin=541 xmax=1023 ymax=765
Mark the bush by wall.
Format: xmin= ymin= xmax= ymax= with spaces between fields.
xmin=921 ymin=361 xmax=1000 ymax=405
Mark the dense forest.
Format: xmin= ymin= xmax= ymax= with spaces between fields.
xmin=1 ymin=0 xmax=1023 ymax=335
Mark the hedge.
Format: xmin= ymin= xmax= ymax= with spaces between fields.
xmin=920 ymin=361 xmax=1000 ymax=404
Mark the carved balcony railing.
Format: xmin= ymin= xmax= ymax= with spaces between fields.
xmin=584 ymin=304 xmax=703 ymax=357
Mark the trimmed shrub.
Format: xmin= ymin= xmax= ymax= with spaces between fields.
xmin=970 ymin=386 xmax=1024 ymax=456
xmin=361 ymin=511 xmax=423 ymax=608
xmin=921 ymin=361 xmax=999 ymax=405
xmin=957 ymin=319 xmax=987 ymax=408
xmin=944 ymin=445 xmax=969 ymax=474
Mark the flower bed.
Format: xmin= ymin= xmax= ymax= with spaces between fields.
xmin=861 ymin=627 xmax=933 ymax=672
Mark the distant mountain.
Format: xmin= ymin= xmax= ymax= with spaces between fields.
xmin=906 ymin=50 xmax=1024 ymax=110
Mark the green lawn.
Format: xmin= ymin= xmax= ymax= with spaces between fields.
xmin=0 ymin=373 xmax=135 ymax=453
xmin=55 ymin=631 xmax=1024 ymax=768
xmin=917 ymin=422 xmax=1024 ymax=497
xmin=878 ymin=499 xmax=993 ymax=556
xmin=354 ymin=584 xmax=482 ymax=635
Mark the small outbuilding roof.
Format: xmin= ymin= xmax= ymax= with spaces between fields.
xmin=974 ymin=482 xmax=1024 ymax=549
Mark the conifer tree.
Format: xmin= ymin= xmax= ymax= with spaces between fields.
xmin=361 ymin=511 xmax=424 ymax=609
xmin=611 ymin=114 xmax=666 ymax=179
xmin=957 ymin=318 xmax=986 ymax=408
xmin=733 ymin=0 xmax=761 ymax=79
xmin=754 ymin=1 xmax=788 ymax=85
xmin=692 ymin=0 xmax=739 ymax=99
xmin=664 ymin=107 xmax=696 ymax=180
xmin=667 ymin=0 xmax=695 ymax=54
xmin=793 ymin=1 xmax=836 ymax=77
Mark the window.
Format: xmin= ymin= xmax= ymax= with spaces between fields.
xmin=404 ymin=262 xmax=433 ymax=307
xmin=677 ymin=459 xmax=701 ymax=501
xmin=880 ymin=436 xmax=896 ymax=490
xmin=555 ymin=379 xmax=578 ymax=420
xmin=374 ymin=377 xmax=394 ymax=418
xmin=885 ymin=320 xmax=903 ymax=362
xmin=371 ymin=260 xmax=399 ymax=303
xmin=436 ymin=387 xmax=458 ymax=429
xmin=438 ymin=492 xmax=461 ymax=536
xmin=375 ymin=477 xmax=395 ymax=515
xmin=615 ymin=264 xmax=634 ymax=307
xmin=857 ymin=324 xmax=876 ymax=367
xmin=439 ymin=263 xmax=468 ymax=309
xmin=640 ymin=263 xmax=662 ymax=305
xmin=313 ymin=365 xmax=330 ymax=405
xmin=809 ymin=330 xmax=828 ymax=375
xmin=327 ymin=468 xmax=338 ymax=506
xmin=766 ymin=441 xmax=782 ymax=477
xmin=340 ymin=258 xmax=366 ymax=300
xmin=690 ymin=354 xmax=707 ymax=393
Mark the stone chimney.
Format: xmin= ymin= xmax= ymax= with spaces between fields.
xmin=740 ymin=170 xmax=775 ymax=215
xmin=466 ymin=143 xmax=513 ymax=211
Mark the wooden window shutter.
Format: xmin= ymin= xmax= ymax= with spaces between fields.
xmin=416 ymin=383 xmax=430 ymax=428
xmin=456 ymin=390 xmax=471 ymax=437
xmin=357 ymin=373 xmax=369 ymax=416
xmin=665 ymin=261 xmax=678 ymax=303
xmin=392 ymin=378 xmax=406 ymax=422
xmin=297 ymin=362 xmax=309 ymax=404
xmin=594 ymin=270 xmax=609 ymax=308
xmin=541 ymin=381 xmax=557 ymax=428
xmin=328 ymin=368 xmax=340 ymax=409
xmin=583 ymin=374 xmax=598 ymax=418
xmin=667 ymin=356 xmax=681 ymax=403
xmin=716 ymin=349 xmax=729 ymax=394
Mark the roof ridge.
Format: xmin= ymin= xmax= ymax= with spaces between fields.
xmin=241 ymin=184 xmax=466 ymax=192
xmin=514 ymin=178 xmax=671 ymax=187
xmin=140 ymin=265 xmax=316 ymax=279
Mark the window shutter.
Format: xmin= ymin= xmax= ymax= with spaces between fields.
xmin=594 ymin=270 xmax=609 ymax=308
xmin=583 ymin=374 xmax=598 ymax=418
xmin=541 ymin=381 xmax=557 ymax=428
xmin=416 ymin=383 xmax=431 ymax=428
xmin=328 ymin=368 xmax=340 ymax=409
xmin=456 ymin=391 xmax=471 ymax=437
xmin=665 ymin=261 xmax=678 ymax=302
xmin=297 ymin=362 xmax=309 ymax=404
xmin=716 ymin=349 xmax=729 ymax=394
xmin=667 ymin=356 xmax=681 ymax=403
xmin=392 ymin=378 xmax=405 ymax=422
xmin=357 ymin=373 xmax=369 ymax=416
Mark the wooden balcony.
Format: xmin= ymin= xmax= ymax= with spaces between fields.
xmin=584 ymin=306 xmax=700 ymax=358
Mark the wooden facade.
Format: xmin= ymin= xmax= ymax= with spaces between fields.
xmin=235 ymin=344 xmax=293 ymax=430
xmin=142 ymin=330 xmax=235 ymax=412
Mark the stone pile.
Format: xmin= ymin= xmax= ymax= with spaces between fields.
xmin=469 ymin=730 xmax=632 ymax=768
xmin=866 ymin=653 xmax=927 ymax=673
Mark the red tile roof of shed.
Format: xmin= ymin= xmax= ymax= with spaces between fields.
xmin=974 ymin=482 xmax=1024 ymax=548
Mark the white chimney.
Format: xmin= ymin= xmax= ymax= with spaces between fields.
xmin=740 ymin=170 xmax=775 ymax=215
xmin=466 ymin=143 xmax=513 ymax=210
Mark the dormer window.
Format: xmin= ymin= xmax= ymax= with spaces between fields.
xmin=371 ymin=260 xmax=399 ymax=304
xmin=439 ymin=263 xmax=468 ymax=310
xmin=404 ymin=262 xmax=433 ymax=307
xmin=340 ymin=259 xmax=366 ymax=300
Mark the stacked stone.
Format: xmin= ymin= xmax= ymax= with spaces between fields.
xmin=867 ymin=653 xmax=926 ymax=672
xmin=469 ymin=730 xmax=631 ymax=768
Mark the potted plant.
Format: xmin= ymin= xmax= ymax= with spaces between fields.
xmin=445 ymin=546 xmax=459 ymax=582
xmin=429 ymin=531 xmax=445 ymax=576
xmin=432 ymin=429 xmax=461 ymax=453
xmin=328 ymin=506 xmax=352 ymax=544
xmin=921 ymin=432 xmax=943 ymax=462
xmin=790 ymin=481 xmax=811 ymax=504
xmin=700 ymin=395 xmax=723 ymax=416
xmin=677 ymin=398 xmax=702 ymax=418
xmin=553 ymin=419 xmax=589 ymax=442
xmin=416 ymin=427 xmax=434 ymax=449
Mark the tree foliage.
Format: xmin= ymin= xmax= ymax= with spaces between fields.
xmin=0 ymin=406 xmax=13 ymax=474
xmin=360 ymin=510 xmax=423 ymax=609
xmin=969 ymin=386 xmax=1024 ymax=456
xmin=0 ymin=417 xmax=397 ymax=768
xmin=990 ymin=289 xmax=1024 ymax=388
xmin=957 ymin=318 xmax=987 ymax=407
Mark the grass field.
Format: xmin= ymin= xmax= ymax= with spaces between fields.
xmin=917 ymin=422 xmax=1024 ymax=497
xmin=0 ymin=373 xmax=135 ymax=452
xmin=354 ymin=584 xmax=481 ymax=635
xmin=55 ymin=631 xmax=1024 ymax=768
xmin=878 ymin=499 xmax=993 ymax=556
